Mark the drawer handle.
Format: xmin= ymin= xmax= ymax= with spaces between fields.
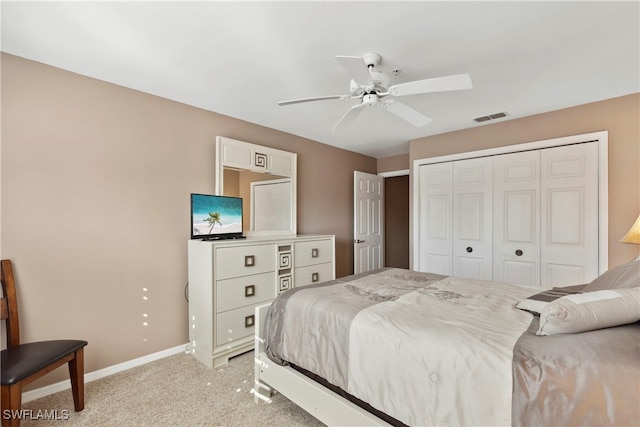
xmin=244 ymin=284 xmax=255 ymax=297
xmin=515 ymin=249 xmax=523 ymax=257
xmin=311 ymin=248 xmax=319 ymax=258
xmin=244 ymin=315 xmax=255 ymax=328
xmin=311 ymin=272 xmax=319 ymax=283
xmin=244 ymin=255 xmax=255 ymax=267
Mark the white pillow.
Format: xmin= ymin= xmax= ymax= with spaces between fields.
xmin=537 ymin=287 xmax=640 ymax=336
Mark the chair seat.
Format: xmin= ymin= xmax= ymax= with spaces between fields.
xmin=1 ymin=340 xmax=88 ymax=385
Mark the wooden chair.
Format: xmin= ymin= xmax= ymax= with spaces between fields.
xmin=1 ymin=259 xmax=88 ymax=427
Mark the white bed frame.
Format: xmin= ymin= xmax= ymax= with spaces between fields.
xmin=253 ymin=303 xmax=391 ymax=426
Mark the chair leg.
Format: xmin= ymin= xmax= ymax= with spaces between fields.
xmin=1 ymin=383 xmax=22 ymax=427
xmin=68 ymin=348 xmax=85 ymax=412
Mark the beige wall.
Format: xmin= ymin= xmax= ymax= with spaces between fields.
xmin=1 ymin=54 xmax=376 ymax=387
xmin=377 ymin=153 xmax=409 ymax=173
xmin=410 ymin=93 xmax=640 ymax=268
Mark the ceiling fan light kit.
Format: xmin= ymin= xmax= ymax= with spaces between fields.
xmin=278 ymin=52 xmax=473 ymax=131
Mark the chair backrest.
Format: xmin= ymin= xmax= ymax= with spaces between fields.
xmin=1 ymin=259 xmax=21 ymax=348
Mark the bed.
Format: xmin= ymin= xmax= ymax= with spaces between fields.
xmin=253 ymin=263 xmax=640 ymax=426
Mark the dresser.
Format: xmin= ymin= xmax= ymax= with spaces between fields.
xmin=188 ymin=235 xmax=335 ymax=368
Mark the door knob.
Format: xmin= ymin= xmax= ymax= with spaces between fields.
xmin=515 ymin=249 xmax=523 ymax=256
xmin=466 ymin=247 xmax=473 ymax=253
xmin=354 ymin=239 xmax=366 ymax=244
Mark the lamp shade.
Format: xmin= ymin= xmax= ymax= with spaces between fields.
xmin=620 ymin=214 xmax=640 ymax=244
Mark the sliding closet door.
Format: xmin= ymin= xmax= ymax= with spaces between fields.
xmin=415 ymin=136 xmax=604 ymax=284
xmin=493 ymin=151 xmax=541 ymax=286
xmin=452 ymin=157 xmax=493 ymax=280
xmin=418 ymin=162 xmax=453 ymax=275
xmin=418 ymin=158 xmax=492 ymax=279
xmin=541 ymin=142 xmax=599 ymax=286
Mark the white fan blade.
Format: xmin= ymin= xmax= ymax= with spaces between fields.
xmin=335 ymin=56 xmax=375 ymax=89
xmin=382 ymin=100 xmax=432 ymax=127
xmin=278 ymin=94 xmax=355 ymax=106
xmin=332 ymin=104 xmax=365 ymax=131
xmin=388 ymin=73 xmax=472 ymax=97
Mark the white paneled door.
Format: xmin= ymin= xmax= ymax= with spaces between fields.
xmin=354 ymin=171 xmax=384 ymax=274
xmin=541 ymin=142 xmax=599 ymax=286
xmin=452 ymin=157 xmax=493 ymax=280
xmin=418 ymin=162 xmax=453 ymax=275
xmin=419 ymin=158 xmax=492 ymax=280
xmin=493 ymin=150 xmax=541 ymax=286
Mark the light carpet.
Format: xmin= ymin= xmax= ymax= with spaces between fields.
xmin=21 ymin=350 xmax=325 ymax=426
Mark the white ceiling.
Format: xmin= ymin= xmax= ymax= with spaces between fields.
xmin=2 ymin=1 xmax=639 ymax=158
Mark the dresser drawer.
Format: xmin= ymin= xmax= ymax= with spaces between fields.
xmin=216 ymin=272 xmax=276 ymax=313
xmin=216 ymin=305 xmax=257 ymax=347
xmin=295 ymin=239 xmax=333 ymax=267
xmin=295 ymin=262 xmax=334 ymax=287
xmin=215 ymin=244 xmax=275 ymax=280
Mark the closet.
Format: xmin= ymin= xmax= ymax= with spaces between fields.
xmin=416 ymin=138 xmax=600 ymax=287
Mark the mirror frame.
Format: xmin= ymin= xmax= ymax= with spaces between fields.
xmin=215 ymin=136 xmax=297 ymax=236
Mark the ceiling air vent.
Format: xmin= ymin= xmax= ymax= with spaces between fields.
xmin=474 ymin=112 xmax=508 ymax=123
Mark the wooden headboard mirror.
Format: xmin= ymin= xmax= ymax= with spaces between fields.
xmin=215 ymin=136 xmax=297 ymax=236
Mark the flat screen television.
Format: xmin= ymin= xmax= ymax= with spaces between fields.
xmin=190 ymin=193 xmax=244 ymax=240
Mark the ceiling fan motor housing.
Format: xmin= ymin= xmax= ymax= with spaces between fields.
xmin=349 ymin=71 xmax=391 ymax=95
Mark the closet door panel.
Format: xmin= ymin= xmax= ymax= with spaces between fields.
xmin=418 ymin=163 xmax=453 ymax=275
xmin=493 ymin=151 xmax=540 ymax=286
xmin=541 ymin=142 xmax=599 ymax=286
xmin=453 ymin=157 xmax=492 ymax=280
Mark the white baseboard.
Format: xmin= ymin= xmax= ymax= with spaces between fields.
xmin=23 ymin=342 xmax=189 ymax=403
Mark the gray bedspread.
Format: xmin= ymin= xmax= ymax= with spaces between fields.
xmin=265 ymin=268 xmax=640 ymax=426
xmin=512 ymin=316 xmax=640 ymax=426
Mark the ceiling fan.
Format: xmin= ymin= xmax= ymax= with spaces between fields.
xmin=278 ymin=52 xmax=473 ymax=131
